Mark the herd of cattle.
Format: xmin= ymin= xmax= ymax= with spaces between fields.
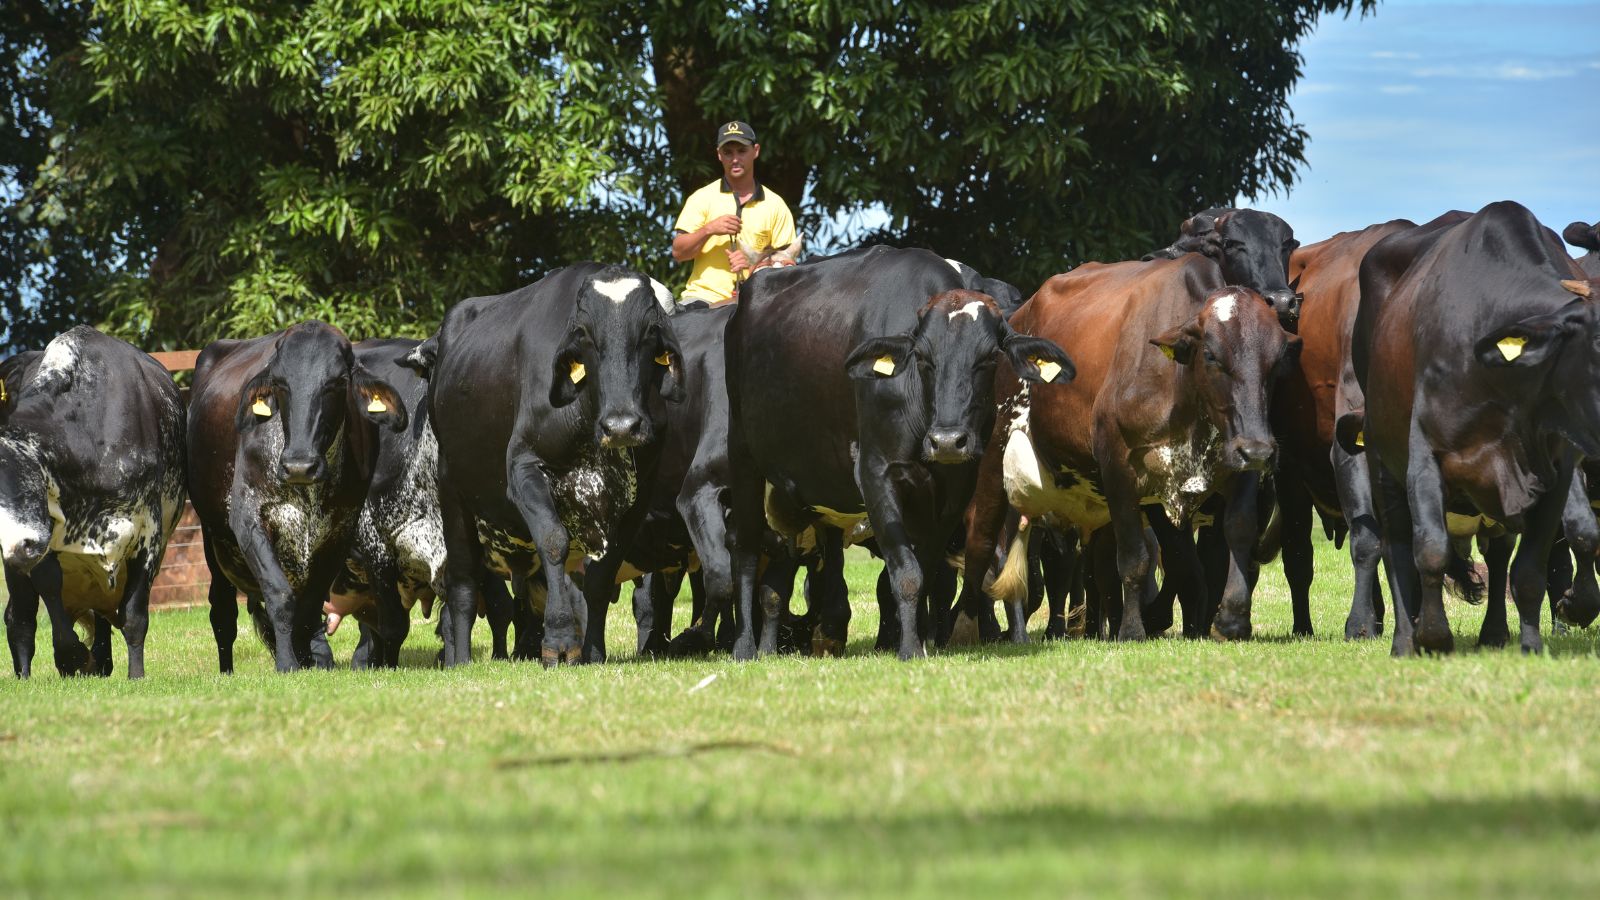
xmin=3 ymin=200 xmax=1599 ymax=677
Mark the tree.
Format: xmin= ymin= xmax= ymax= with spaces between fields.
xmin=1 ymin=0 xmax=1372 ymax=351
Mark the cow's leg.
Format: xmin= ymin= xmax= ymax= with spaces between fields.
xmin=1402 ymin=431 xmax=1454 ymax=655
xmin=89 ymin=615 xmax=113 ymax=677
xmin=482 ymin=572 xmax=514 ymax=661
xmin=1555 ymin=475 xmax=1600 ymax=627
xmin=5 ymin=565 xmax=40 ymax=678
xmin=1039 ymin=531 xmax=1072 ymax=640
xmin=928 ymin=559 xmax=958 ymax=646
xmin=27 ymin=557 xmax=91 ymax=675
xmin=1477 ymin=532 xmax=1513 ymax=648
xmin=1507 ymin=460 xmax=1575 ymax=655
xmin=807 ymin=531 xmax=852 ymax=657
xmin=1143 ymin=511 xmax=1199 ymax=637
xmin=115 ymin=559 xmax=154 ymax=679
xmin=1102 ymin=458 xmax=1153 ymax=642
xmin=505 ymin=450 xmax=583 ymax=667
xmin=1278 ymin=477 xmax=1316 ymax=637
xmin=860 ymin=471 xmax=931 ymax=660
xmin=952 ymin=447 xmax=1012 ymax=646
xmin=509 ymin=573 xmax=543 ymax=661
xmin=1211 ymin=473 xmax=1262 ymax=641
xmin=582 ymin=558 xmax=622 ymax=664
xmin=1333 ymin=441 xmax=1384 ymax=639
xmin=668 ymin=484 xmax=729 ymax=657
xmin=227 ymin=500 xmax=301 ymax=672
xmin=754 ymin=552 xmax=797 ymax=655
xmin=874 ymin=568 xmax=899 ymax=651
xmin=202 ymin=534 xmax=239 ymax=673
xmin=1369 ymin=452 xmax=1421 ymax=657
xmin=632 ymin=574 xmax=660 ymax=656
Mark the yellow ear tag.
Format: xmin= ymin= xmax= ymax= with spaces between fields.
xmin=1159 ymin=344 xmax=1176 ymax=360
xmin=251 ymin=398 xmax=271 ymax=417
xmin=655 ymin=352 xmax=672 ymax=366
xmin=1497 ymin=336 xmax=1526 ymax=361
xmin=1033 ymin=358 xmax=1062 ymax=383
xmin=1354 ymin=431 xmax=1365 ymax=448
xmin=367 ymin=395 xmax=388 ymax=413
xmin=569 ymin=361 xmax=587 ymax=384
xmin=0 ymin=378 xmax=7 ymax=403
xmin=872 ymin=356 xmax=896 ymax=376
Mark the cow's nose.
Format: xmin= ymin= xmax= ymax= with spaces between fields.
xmin=925 ymin=428 xmax=973 ymax=463
xmin=1267 ymin=289 xmax=1300 ymax=321
xmin=600 ymin=413 xmax=645 ymax=448
xmin=4 ymin=535 xmax=47 ymax=571
xmin=1232 ymin=440 xmax=1275 ymax=471
xmin=280 ymin=457 xmax=321 ymax=484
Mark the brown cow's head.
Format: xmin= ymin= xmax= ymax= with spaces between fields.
xmin=236 ymin=322 xmax=407 ymax=485
xmin=847 ymin=289 xmax=1074 ymax=465
xmin=1475 ymin=277 xmax=1600 ymax=456
xmin=549 ymin=267 xmax=684 ymax=449
xmin=1151 ymin=287 xmax=1302 ymax=472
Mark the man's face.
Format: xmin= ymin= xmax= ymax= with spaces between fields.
xmin=717 ymin=140 xmax=759 ymax=180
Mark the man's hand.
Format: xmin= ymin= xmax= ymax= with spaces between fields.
xmin=705 ymin=214 xmax=742 ymax=236
xmin=726 ymin=247 xmax=751 ymax=273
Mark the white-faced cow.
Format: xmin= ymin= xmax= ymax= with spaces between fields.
xmin=0 ymin=326 xmax=186 ymax=678
xmin=189 ymin=322 xmax=408 ymax=672
xmin=428 ymin=263 xmax=682 ymax=667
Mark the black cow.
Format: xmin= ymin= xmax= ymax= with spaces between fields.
xmin=429 ymin=263 xmax=682 ymax=667
xmin=189 ymin=322 xmax=408 ymax=672
xmin=725 ymin=247 xmax=1071 ymax=660
xmin=945 ymin=258 xmax=1026 ymax=315
xmin=1 ymin=326 xmax=186 ymax=678
xmin=1565 ymin=220 xmax=1600 ymax=278
xmin=1144 ymin=207 xmax=1302 ymax=325
xmin=1346 ymin=200 xmax=1600 ymax=655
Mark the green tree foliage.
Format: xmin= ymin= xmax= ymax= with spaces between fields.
xmin=1 ymin=0 xmax=1371 ymax=350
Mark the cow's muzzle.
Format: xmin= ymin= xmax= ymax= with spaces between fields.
xmin=279 ymin=455 xmax=326 ymax=485
xmin=1227 ymin=438 xmax=1276 ymax=472
xmin=1265 ymin=288 xmax=1302 ymax=325
xmin=599 ymin=413 xmax=646 ymax=449
xmin=924 ymin=428 xmax=977 ymax=465
xmin=3 ymin=535 xmax=48 ymax=572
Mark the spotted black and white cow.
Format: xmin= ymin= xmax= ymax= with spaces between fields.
xmin=1 ymin=326 xmax=186 ymax=678
xmin=189 ymin=322 xmax=408 ymax=673
xmin=429 ymin=263 xmax=682 ymax=666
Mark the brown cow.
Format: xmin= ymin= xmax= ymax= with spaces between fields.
xmin=959 ymin=257 xmax=1300 ymax=641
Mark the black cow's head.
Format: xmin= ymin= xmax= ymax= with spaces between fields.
xmin=846 ymin=289 xmax=1074 ymax=465
xmin=1563 ymin=221 xmax=1600 ymax=253
xmin=549 ymin=267 xmax=684 ymax=449
xmin=1151 ymin=286 xmax=1302 ymax=472
xmin=1146 ymin=208 xmax=1302 ymax=325
xmin=0 ymin=438 xmax=51 ymax=572
xmin=1475 ymin=277 xmax=1600 ymax=456
xmin=235 ymin=322 xmax=408 ymax=485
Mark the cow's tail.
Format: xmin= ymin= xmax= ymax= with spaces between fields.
xmin=1444 ymin=538 xmax=1486 ymax=605
xmin=984 ymin=516 xmax=1032 ymax=607
xmin=245 ymin=596 xmax=276 ymax=647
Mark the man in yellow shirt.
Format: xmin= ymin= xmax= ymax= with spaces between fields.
xmin=672 ymin=120 xmax=798 ymax=304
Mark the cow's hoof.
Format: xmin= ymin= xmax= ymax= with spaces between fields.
xmin=1116 ymin=621 xmax=1147 ymax=643
xmin=1209 ymin=618 xmax=1252 ymax=642
xmin=1043 ymin=619 xmax=1068 ymax=641
xmin=540 ymin=644 xmax=583 ymax=668
xmin=732 ymin=635 xmax=756 ymax=662
xmin=896 ymin=642 xmax=927 ymax=662
xmin=1556 ymin=589 xmax=1600 ymax=628
xmin=1140 ymin=604 xmax=1174 ymax=636
xmin=1415 ymin=620 xmax=1454 ymax=655
xmin=54 ymin=641 xmax=93 ymax=677
xmin=1344 ymin=616 xmax=1380 ymax=641
xmin=811 ymin=631 xmax=845 ymax=658
xmin=1476 ymin=623 xmax=1509 ymax=649
xmin=947 ymin=612 xmax=980 ymax=647
xmin=667 ymin=628 xmax=714 ymax=659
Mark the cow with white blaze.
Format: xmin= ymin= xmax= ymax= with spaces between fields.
xmin=1 ymin=326 xmax=186 ymax=678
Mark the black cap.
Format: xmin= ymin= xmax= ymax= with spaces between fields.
xmin=716 ymin=120 xmax=757 ymax=147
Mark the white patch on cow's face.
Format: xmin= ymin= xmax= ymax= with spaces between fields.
xmin=0 ymin=503 xmax=48 ymax=561
xmin=945 ymin=258 xmax=965 ymax=273
xmin=37 ymin=332 xmax=80 ymax=382
xmin=593 ymin=277 xmax=644 ymax=305
xmin=648 ymin=278 xmax=675 ymax=314
xmin=1212 ymin=292 xmax=1238 ymax=323
xmin=948 ymin=300 xmax=987 ymax=322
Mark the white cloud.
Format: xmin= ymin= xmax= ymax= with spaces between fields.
xmin=1413 ymin=61 xmax=1587 ymax=81
xmin=1379 ymin=84 xmax=1422 ymax=95
xmin=1370 ymin=50 xmax=1422 ymax=60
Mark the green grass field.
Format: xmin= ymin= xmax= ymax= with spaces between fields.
xmin=5 ymin=535 xmax=1600 ymax=898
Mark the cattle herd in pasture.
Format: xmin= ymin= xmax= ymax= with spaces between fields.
xmin=4 ymin=202 xmax=1600 ymax=678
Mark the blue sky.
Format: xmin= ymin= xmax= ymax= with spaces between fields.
xmin=1253 ymin=0 xmax=1600 ymax=245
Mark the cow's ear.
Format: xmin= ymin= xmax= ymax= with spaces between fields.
xmin=845 ymin=335 xmax=914 ymax=380
xmin=654 ymin=325 xmax=687 ymax=403
xmin=234 ymin=369 xmax=275 ymax=432
xmin=396 ymin=336 xmax=438 ymax=380
xmin=549 ymin=329 xmax=589 ymax=408
xmin=1474 ymin=305 xmax=1583 ymax=369
xmin=1003 ymin=335 xmax=1075 ymax=385
xmin=1150 ymin=321 xmax=1202 ymax=365
xmin=353 ymin=365 xmax=408 ymax=432
xmin=1563 ymin=221 xmax=1600 ymax=253
xmin=1334 ymin=410 xmax=1366 ymax=456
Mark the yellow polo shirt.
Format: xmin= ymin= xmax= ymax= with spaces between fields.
xmin=674 ymin=178 xmax=796 ymax=303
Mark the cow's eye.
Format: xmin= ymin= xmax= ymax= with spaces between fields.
xmin=1203 ymin=349 xmax=1222 ymax=367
